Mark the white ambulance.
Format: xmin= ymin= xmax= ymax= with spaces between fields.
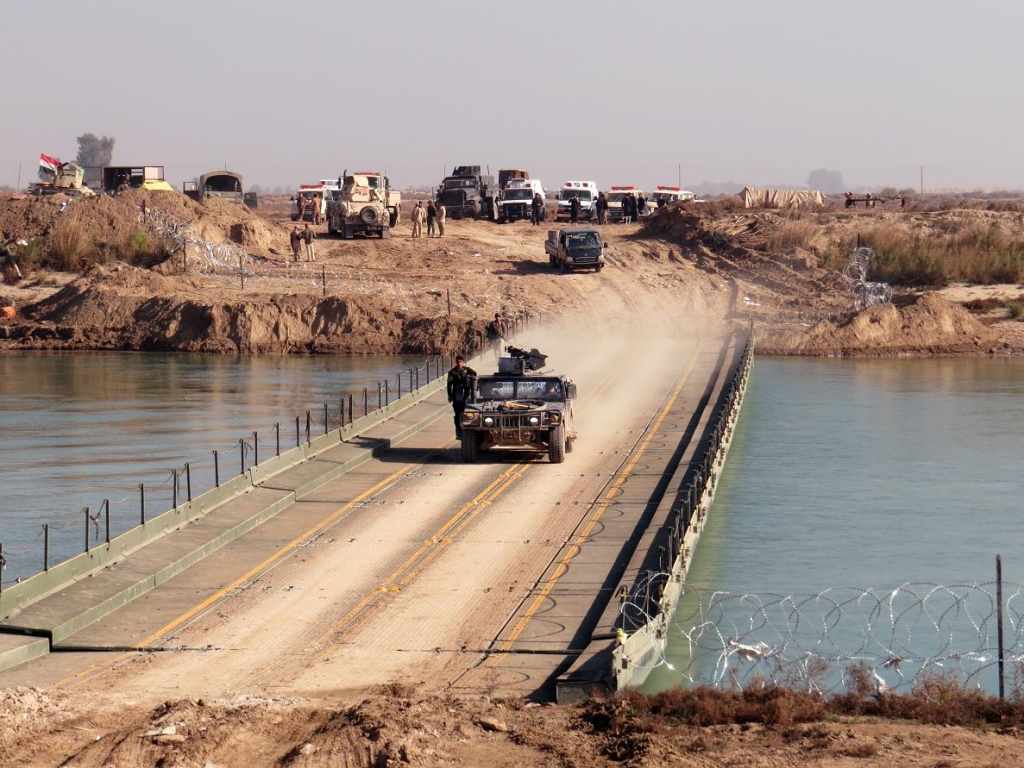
xmin=605 ymin=186 xmax=645 ymax=222
xmin=498 ymin=178 xmax=546 ymax=223
xmin=651 ymin=185 xmax=696 ymax=208
xmin=555 ymin=180 xmax=598 ymax=222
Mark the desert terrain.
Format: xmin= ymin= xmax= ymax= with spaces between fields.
xmin=2 ymin=191 xmax=1023 ymax=766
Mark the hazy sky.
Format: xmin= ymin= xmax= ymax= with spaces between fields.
xmin=3 ymin=1 xmax=1022 ymax=193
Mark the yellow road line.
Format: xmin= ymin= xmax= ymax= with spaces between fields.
xmin=305 ymin=463 xmax=529 ymax=653
xmin=51 ymin=456 xmax=434 ymax=689
xmin=499 ymin=343 xmax=702 ymax=651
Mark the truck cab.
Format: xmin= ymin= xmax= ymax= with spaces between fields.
xmin=460 ymin=346 xmax=577 ymax=463
xmin=544 ymin=227 xmax=607 ymax=272
xmin=498 ymin=179 xmax=545 ymax=223
xmin=437 ymin=165 xmax=498 ymax=220
xmin=555 ymin=181 xmax=598 ymax=221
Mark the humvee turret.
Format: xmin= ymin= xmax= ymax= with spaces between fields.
xmin=460 ymin=346 xmax=577 ymax=463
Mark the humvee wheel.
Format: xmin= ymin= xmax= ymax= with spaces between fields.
xmin=548 ymin=424 xmax=565 ymax=464
xmin=461 ymin=431 xmax=479 ymax=462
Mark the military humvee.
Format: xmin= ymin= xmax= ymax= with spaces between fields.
xmin=460 ymin=346 xmax=577 ymax=463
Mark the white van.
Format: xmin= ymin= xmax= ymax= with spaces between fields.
xmin=651 ymin=186 xmax=696 ymax=207
xmin=555 ymin=180 xmax=598 ymax=222
xmin=498 ymin=179 xmax=545 ymax=223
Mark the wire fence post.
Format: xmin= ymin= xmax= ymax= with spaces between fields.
xmin=140 ymin=484 xmax=146 ymax=524
xmin=363 ymin=388 xmax=368 ymax=417
xmin=295 ymin=416 xmax=300 ymax=447
xmin=275 ymin=423 xmax=280 ymax=456
xmin=172 ymin=468 xmax=179 ymax=510
xmin=323 ymin=404 xmax=328 ymax=435
xmin=348 ymin=394 xmax=353 ymax=425
xmin=239 ymin=439 xmax=245 ymax=476
xmin=305 ymin=411 xmax=311 ymax=444
xmin=997 ymin=554 xmax=1005 ymax=700
xmin=213 ymin=450 xmax=220 ymax=488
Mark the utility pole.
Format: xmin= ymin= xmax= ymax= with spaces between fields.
xmin=678 ymin=163 xmax=681 ymax=187
xmin=920 ymin=165 xmax=923 ymax=195
xmin=17 ymin=162 xmax=22 ymax=191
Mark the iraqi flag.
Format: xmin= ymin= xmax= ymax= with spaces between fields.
xmin=39 ymin=153 xmax=61 ymax=173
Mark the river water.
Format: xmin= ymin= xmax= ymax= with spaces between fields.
xmin=0 ymin=352 xmax=424 ymax=584
xmin=3 ymin=352 xmax=1023 ymax=692
xmin=644 ymin=356 xmax=1024 ymax=694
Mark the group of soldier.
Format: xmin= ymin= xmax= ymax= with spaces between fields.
xmin=411 ymin=200 xmax=447 ymax=238
xmin=289 ymin=224 xmax=316 ymax=262
xmin=296 ymin=194 xmax=324 ymax=225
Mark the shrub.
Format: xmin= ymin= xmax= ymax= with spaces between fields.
xmin=1007 ymin=301 xmax=1023 ymax=320
xmin=765 ymin=220 xmax=818 ymax=253
xmin=47 ymin=219 xmax=90 ymax=271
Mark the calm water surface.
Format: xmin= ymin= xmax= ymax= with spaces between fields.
xmin=645 ymin=356 xmax=1024 ymax=692
xmin=0 ymin=352 xmax=424 ymax=582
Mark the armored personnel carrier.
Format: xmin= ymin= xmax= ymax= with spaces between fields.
xmin=459 ymin=346 xmax=577 ymax=463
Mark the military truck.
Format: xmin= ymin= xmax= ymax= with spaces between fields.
xmin=460 ymin=346 xmax=577 ymax=463
xmin=327 ymin=171 xmax=401 ymax=239
xmin=183 ymin=170 xmax=257 ymax=209
xmin=436 ymin=165 xmax=499 ymax=220
xmin=544 ymin=228 xmax=607 ymax=272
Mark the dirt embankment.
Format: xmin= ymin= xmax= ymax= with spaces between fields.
xmin=1 ymin=192 xmax=1023 ymax=357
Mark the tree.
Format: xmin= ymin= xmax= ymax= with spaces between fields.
xmin=807 ymin=169 xmax=844 ymax=194
xmin=75 ymin=133 xmax=115 ymax=167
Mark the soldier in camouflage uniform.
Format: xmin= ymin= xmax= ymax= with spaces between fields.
xmin=446 ymin=355 xmax=477 ymax=439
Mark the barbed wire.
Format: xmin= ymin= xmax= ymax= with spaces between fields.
xmin=843 ymin=246 xmax=893 ymax=310
xmin=622 ymin=579 xmax=1024 ymax=694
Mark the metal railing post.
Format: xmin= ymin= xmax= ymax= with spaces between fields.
xmin=104 ymin=499 xmax=110 ymax=544
xmin=172 ymin=469 xmax=179 ymax=510
xmin=275 ymin=423 xmax=280 ymax=456
xmin=305 ymin=411 xmax=311 ymax=443
xmin=186 ymin=462 xmax=192 ymax=502
xmin=213 ymin=450 xmax=220 ymax=488
xmin=295 ymin=416 xmax=300 ymax=447
xmin=363 ymin=388 xmax=368 ymax=417
xmin=324 ymin=404 xmax=329 ymax=435
xmin=44 ymin=525 xmax=49 ymax=572
xmin=84 ymin=507 xmax=90 ymax=554
xmin=140 ymin=483 xmax=146 ymax=524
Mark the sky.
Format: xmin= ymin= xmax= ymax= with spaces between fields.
xmin=2 ymin=0 xmax=1023 ymax=194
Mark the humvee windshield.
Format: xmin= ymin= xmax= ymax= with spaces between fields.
xmin=476 ymin=378 xmax=563 ymax=402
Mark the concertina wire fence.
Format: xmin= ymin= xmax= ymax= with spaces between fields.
xmin=620 ymin=575 xmax=1024 ymax=696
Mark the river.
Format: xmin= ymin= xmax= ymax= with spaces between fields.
xmin=0 ymin=351 xmax=426 ymax=584
xmin=644 ymin=356 xmax=1024 ymax=694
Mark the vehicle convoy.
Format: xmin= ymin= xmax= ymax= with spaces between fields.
xmin=327 ymin=171 xmax=401 ymax=239
xmin=651 ymin=185 xmax=695 ymax=207
xmin=183 ymin=170 xmax=257 ymax=209
xmin=32 ymin=161 xmax=95 ymax=197
xmin=605 ymin=185 xmax=643 ymax=222
xmin=436 ymin=165 xmax=499 ymax=220
xmin=460 ymin=346 xmax=577 ymax=464
xmin=497 ymin=178 xmax=545 ymax=223
xmin=544 ymin=227 xmax=607 ymax=272
xmin=554 ymin=180 xmax=598 ymax=221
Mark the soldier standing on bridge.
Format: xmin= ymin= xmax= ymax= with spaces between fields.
xmin=446 ymin=355 xmax=477 ymax=439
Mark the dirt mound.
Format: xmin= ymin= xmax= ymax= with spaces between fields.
xmin=0 ymin=190 xmax=280 ymax=257
xmin=758 ymin=292 xmax=1000 ymax=356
